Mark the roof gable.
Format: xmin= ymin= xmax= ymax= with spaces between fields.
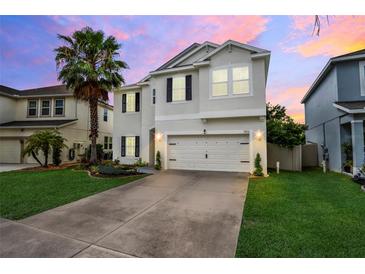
xmin=167 ymin=41 xmax=219 ymax=68
xmin=301 ymin=48 xmax=365 ymax=103
xmin=154 ymin=42 xmax=201 ymax=71
xmin=198 ymin=40 xmax=269 ymax=62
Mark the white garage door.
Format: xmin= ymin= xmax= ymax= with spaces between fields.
xmin=167 ymin=134 xmax=250 ymax=172
xmin=0 ymin=139 xmax=21 ymax=163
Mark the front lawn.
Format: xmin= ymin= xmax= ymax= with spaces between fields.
xmin=0 ymin=169 xmax=145 ymax=220
xmin=236 ymin=169 xmax=365 ymax=257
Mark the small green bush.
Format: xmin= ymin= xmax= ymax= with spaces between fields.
xmin=155 ymin=151 xmax=161 ymax=170
xmin=135 ymin=158 xmax=148 ymax=167
xmin=89 ymin=165 xmax=99 ymax=175
xmin=253 ymin=153 xmax=263 ymax=176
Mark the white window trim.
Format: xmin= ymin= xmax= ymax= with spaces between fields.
xmin=126 ymin=92 xmax=136 ymax=113
xmin=123 ymin=91 xmax=138 ymax=114
xmin=40 ymin=99 xmax=52 ymax=117
xmin=172 ymin=75 xmax=186 ymax=102
xmin=211 ymin=68 xmax=229 ymax=97
xmin=209 ymin=63 xmax=253 ymax=100
xmin=27 ymin=99 xmax=38 ymax=117
xmin=54 ymin=98 xmax=65 ymax=116
xmin=360 ymin=61 xmax=365 ymax=96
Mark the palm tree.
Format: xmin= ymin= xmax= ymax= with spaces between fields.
xmin=23 ymin=129 xmax=67 ymax=167
xmin=55 ymin=27 xmax=128 ymax=164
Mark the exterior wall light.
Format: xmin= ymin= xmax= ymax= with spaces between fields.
xmin=255 ymin=130 xmax=263 ymax=141
xmin=155 ymin=132 xmax=163 ymax=141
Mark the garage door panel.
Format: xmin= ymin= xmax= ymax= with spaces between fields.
xmin=0 ymin=140 xmax=21 ymax=163
xmin=168 ymin=134 xmax=250 ymax=172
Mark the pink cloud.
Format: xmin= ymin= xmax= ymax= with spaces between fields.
xmin=287 ymin=16 xmax=365 ymax=57
xmin=195 ymin=16 xmax=269 ymax=44
xmin=268 ymin=86 xmax=307 ymax=123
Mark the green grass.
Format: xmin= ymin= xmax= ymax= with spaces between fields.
xmin=235 ymin=168 xmax=365 ymax=258
xmin=0 ymin=169 xmax=145 ymax=220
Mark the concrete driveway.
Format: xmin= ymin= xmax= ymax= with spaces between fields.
xmin=0 ymin=163 xmax=38 ymax=172
xmin=0 ymin=170 xmax=249 ymax=258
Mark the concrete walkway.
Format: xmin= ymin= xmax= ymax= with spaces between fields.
xmin=0 ymin=170 xmax=249 ymax=258
xmin=0 ymin=163 xmax=38 ymax=172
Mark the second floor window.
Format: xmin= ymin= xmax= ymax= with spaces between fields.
xmin=232 ymin=66 xmax=250 ymax=94
xmin=28 ymin=100 xmax=37 ymax=117
xmin=122 ymin=92 xmax=140 ymax=113
xmin=212 ymin=69 xmax=228 ymax=97
xmin=127 ymin=93 xmax=135 ymax=112
xmin=54 ymin=99 xmax=65 ymax=116
xmin=211 ymin=64 xmax=251 ymax=97
xmin=41 ymin=99 xmax=51 ymax=116
xmin=103 ymin=108 xmax=108 ymax=121
xmin=172 ymin=77 xmax=186 ymax=101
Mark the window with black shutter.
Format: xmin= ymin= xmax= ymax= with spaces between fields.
xmin=135 ymin=136 xmax=140 ymax=157
xmin=166 ymin=78 xmax=172 ymax=102
xmin=185 ymin=75 xmax=192 ymax=101
xmin=121 ymin=136 xmax=126 ymax=156
xmin=122 ymin=94 xmax=126 ymax=113
xmin=135 ymin=92 xmax=140 ymax=112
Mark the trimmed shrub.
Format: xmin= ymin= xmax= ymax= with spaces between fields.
xmin=155 ymin=151 xmax=161 ymax=170
xmin=253 ymin=153 xmax=263 ymax=176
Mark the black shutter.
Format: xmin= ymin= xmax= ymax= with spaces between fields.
xmin=121 ymin=136 xmax=126 ymax=157
xmin=135 ymin=92 xmax=140 ymax=112
xmin=122 ymin=94 xmax=126 ymax=113
xmin=185 ymin=75 xmax=192 ymax=101
xmin=166 ymin=78 xmax=172 ymax=102
xmin=135 ymin=136 xmax=140 ymax=157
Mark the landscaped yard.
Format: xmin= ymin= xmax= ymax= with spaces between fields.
xmin=0 ymin=168 xmax=145 ymax=220
xmin=236 ymin=168 xmax=365 ymax=257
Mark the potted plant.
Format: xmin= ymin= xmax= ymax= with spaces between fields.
xmin=343 ymin=160 xmax=353 ymax=173
xmin=342 ymin=142 xmax=353 ymax=173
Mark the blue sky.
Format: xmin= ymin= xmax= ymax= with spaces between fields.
xmin=1 ymin=15 xmax=364 ymax=122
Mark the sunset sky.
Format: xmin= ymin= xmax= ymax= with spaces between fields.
xmin=1 ymin=15 xmax=364 ymax=123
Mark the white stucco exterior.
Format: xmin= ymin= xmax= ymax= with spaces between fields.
xmin=113 ymin=40 xmax=270 ymax=174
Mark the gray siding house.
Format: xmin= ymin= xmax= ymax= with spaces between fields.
xmin=302 ymin=49 xmax=365 ymax=173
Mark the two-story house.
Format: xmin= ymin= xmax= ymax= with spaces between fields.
xmin=0 ymin=85 xmax=113 ymax=164
xmin=113 ymin=40 xmax=270 ymax=174
xmin=302 ymin=49 xmax=365 ymax=174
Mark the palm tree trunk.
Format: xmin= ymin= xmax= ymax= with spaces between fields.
xmin=89 ymin=97 xmax=99 ymax=164
xmin=31 ymin=151 xmax=43 ymax=166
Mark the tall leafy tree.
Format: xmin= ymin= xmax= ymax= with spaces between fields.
xmin=55 ymin=27 xmax=128 ymax=163
xmin=266 ymin=103 xmax=307 ymax=148
xmin=23 ymin=129 xmax=67 ymax=167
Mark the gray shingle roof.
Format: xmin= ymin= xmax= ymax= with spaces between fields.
xmin=0 ymin=84 xmax=72 ymax=97
xmin=335 ymin=101 xmax=365 ymax=110
xmin=0 ymin=119 xmax=78 ymax=128
xmin=154 ymin=42 xmax=201 ymax=71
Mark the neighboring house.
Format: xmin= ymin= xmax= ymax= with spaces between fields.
xmin=113 ymin=40 xmax=270 ymax=173
xmin=302 ymin=49 xmax=365 ymax=174
xmin=0 ymin=85 xmax=113 ymax=164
